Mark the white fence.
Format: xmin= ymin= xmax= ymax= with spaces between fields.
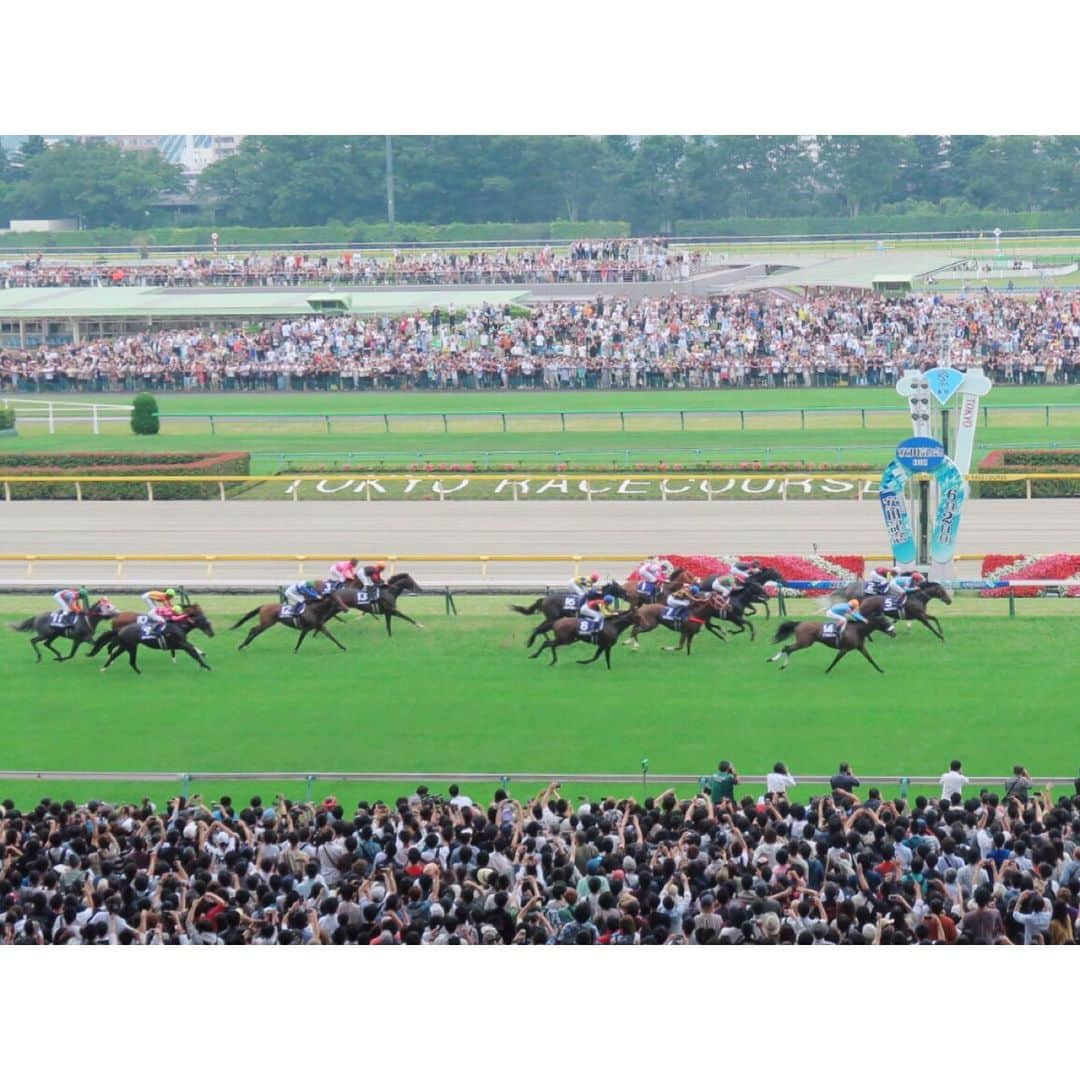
xmin=1 ymin=397 xmax=133 ymax=434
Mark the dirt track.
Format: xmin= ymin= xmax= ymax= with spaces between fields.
xmin=2 ymin=499 xmax=1074 ymax=588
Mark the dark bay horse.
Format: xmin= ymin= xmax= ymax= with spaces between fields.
xmin=860 ymin=582 xmax=952 ymax=641
xmin=11 ymin=599 xmax=119 ymax=662
xmin=701 ymin=567 xmax=786 ymax=619
xmin=511 ymin=580 xmax=629 ymax=648
xmin=231 ymin=594 xmax=349 ymax=652
xmin=622 ymin=567 xmax=690 ymax=607
xmin=335 ymin=573 xmax=423 ymax=636
xmin=88 ymin=604 xmax=215 ymax=659
xmin=701 ymin=581 xmax=770 ymax=639
xmin=100 ymin=617 xmax=213 ymax=675
xmin=767 ymin=612 xmax=896 ymax=673
xmin=624 ymin=597 xmax=718 ymax=655
xmin=528 ymin=610 xmax=640 ymax=669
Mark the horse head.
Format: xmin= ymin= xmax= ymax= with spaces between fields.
xmin=183 ymin=604 xmax=215 ymax=637
xmin=92 ymin=598 xmax=120 ymax=617
xmin=920 ymin=581 xmax=952 ymax=604
xmin=604 ymin=580 xmax=630 ymax=602
xmin=388 ymin=573 xmax=420 ymax=593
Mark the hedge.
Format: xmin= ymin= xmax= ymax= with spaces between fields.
xmin=277 ymin=460 xmax=880 ymax=476
xmin=0 ymin=220 xmax=631 ymax=251
xmin=0 ymin=451 xmax=250 ymax=500
xmin=675 ymin=210 xmax=1080 ymax=238
xmin=971 ymin=449 xmax=1080 ymax=498
xmin=0 ymin=408 xmax=14 ymax=432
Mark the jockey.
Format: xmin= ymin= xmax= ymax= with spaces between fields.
xmin=148 ymin=594 xmax=186 ymax=635
xmin=664 ymin=583 xmax=699 ymax=622
xmin=141 ymin=587 xmax=180 ymax=613
xmin=826 ymin=598 xmax=867 ymax=635
xmin=579 ymin=593 xmax=617 ymax=636
xmin=866 ymin=566 xmax=893 ymax=595
xmin=54 ymin=587 xmax=90 ymax=621
xmin=569 ymin=571 xmax=601 ymax=598
xmin=327 ymin=558 xmax=360 ymax=590
xmin=887 ymin=570 xmax=924 ymax=598
xmin=359 ymin=563 xmax=387 ymax=590
xmin=283 ymin=580 xmax=322 ymax=610
xmin=636 ymin=557 xmax=666 ymax=599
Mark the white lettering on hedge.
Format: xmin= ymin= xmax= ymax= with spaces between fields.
xmin=781 ymin=477 xmax=813 ymax=494
xmin=740 ymin=478 xmax=776 ymax=494
xmin=617 ymin=479 xmax=651 ymax=495
xmin=316 ymin=478 xmax=355 ymax=494
xmin=858 ymin=479 xmax=879 ymax=496
xmin=284 ymin=479 xmax=304 ymax=496
xmin=494 ymin=478 xmax=530 ymax=494
xmin=402 ymin=478 xmax=425 ymax=494
xmin=578 ymin=480 xmax=611 ymax=495
xmin=353 ymin=479 xmax=387 ymax=494
xmin=432 ymin=479 xmax=470 ymax=494
xmin=659 ymin=479 xmax=693 ymax=494
xmin=536 ymin=478 xmax=569 ymax=495
xmin=700 ymin=479 xmax=735 ymax=494
xmin=822 ymin=478 xmax=855 ymax=493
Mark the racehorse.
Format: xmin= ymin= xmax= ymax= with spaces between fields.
xmin=87 ymin=604 xmax=215 ymax=660
xmin=860 ymin=582 xmax=952 ymax=641
xmin=100 ymin=616 xmax=213 ymax=675
xmin=767 ymin=612 xmax=896 ymax=673
xmin=334 ymin=573 xmax=424 ymax=636
xmin=701 ymin=566 xmax=787 ymax=619
xmin=230 ymin=593 xmax=349 ymax=652
xmin=622 ymin=567 xmax=691 ymax=608
xmin=10 ymin=599 xmax=119 ymax=662
xmin=510 ymin=580 xmax=630 ymax=648
xmin=624 ymin=597 xmax=719 ymax=655
xmin=701 ymin=581 xmax=770 ymax=639
xmin=528 ymin=610 xmax=640 ymax=669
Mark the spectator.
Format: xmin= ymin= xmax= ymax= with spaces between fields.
xmin=1005 ymin=765 xmax=1033 ymax=804
xmin=830 ymin=762 xmax=860 ymax=798
xmin=766 ymin=762 xmax=797 ymax=797
xmin=707 ymin=760 xmax=738 ymax=802
xmin=940 ymin=760 xmax=969 ymax=800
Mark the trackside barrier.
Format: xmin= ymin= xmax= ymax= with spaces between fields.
xmin=2 ymin=397 xmax=132 ymax=435
xmin=1 ymin=471 xmax=1076 ymax=503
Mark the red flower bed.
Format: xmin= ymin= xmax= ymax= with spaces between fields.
xmin=629 ymin=554 xmax=864 ymax=595
xmin=979 ymin=553 xmax=1080 ymax=597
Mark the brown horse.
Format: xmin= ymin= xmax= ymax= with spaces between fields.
xmin=100 ymin=615 xmax=213 ymax=675
xmin=230 ymin=593 xmax=349 ymax=652
xmin=767 ymin=612 xmax=896 ymax=673
xmin=622 ymin=567 xmax=691 ymax=608
xmin=87 ymin=604 xmax=215 ymax=659
xmin=528 ymin=610 xmax=640 ymax=669
xmin=334 ymin=573 xmax=424 ymax=636
xmin=624 ymin=597 xmax=719 ymax=655
xmin=510 ymin=580 xmax=630 ymax=648
xmin=859 ymin=582 xmax=951 ymax=641
xmin=11 ymin=599 xmax=120 ymax=662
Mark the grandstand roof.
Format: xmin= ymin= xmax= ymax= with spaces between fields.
xmin=751 ymin=252 xmax=964 ymax=290
xmin=0 ymin=287 xmax=529 ymax=321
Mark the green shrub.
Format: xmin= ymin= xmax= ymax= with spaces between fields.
xmin=0 ymin=451 xmax=250 ymax=500
xmin=130 ymin=393 xmax=159 ymax=435
xmin=0 ymin=408 xmax=14 ymax=431
xmin=971 ymin=448 xmax=1080 ymax=498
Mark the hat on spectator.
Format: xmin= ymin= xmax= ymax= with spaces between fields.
xmin=477 ymin=868 xmax=496 ymax=886
xmin=481 ymin=925 xmax=500 ymax=942
xmin=622 ymin=856 xmax=636 ymax=871
xmin=370 ymin=884 xmax=386 ymax=902
xmin=761 ymin=913 xmax=781 ymax=938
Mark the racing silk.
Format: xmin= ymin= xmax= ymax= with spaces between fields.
xmin=828 ymin=602 xmax=867 ymax=623
xmin=154 ymin=603 xmax=185 ymax=621
xmin=142 ymin=590 xmax=171 ymax=612
xmin=637 ymin=561 xmax=663 ymax=584
xmin=55 ymin=588 xmax=89 ymax=613
xmin=867 ymin=570 xmax=889 ymax=587
xmin=362 ymin=565 xmax=384 ymax=586
xmin=329 ymin=560 xmax=357 ymax=583
xmin=568 ymin=575 xmax=592 ymax=597
xmin=891 ymin=575 xmax=919 ymax=593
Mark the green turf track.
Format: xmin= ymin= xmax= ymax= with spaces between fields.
xmin=9 ymin=386 xmax=1080 ymax=471
xmin=3 ymin=595 xmax=1077 ymax=808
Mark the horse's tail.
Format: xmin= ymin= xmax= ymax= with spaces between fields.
xmin=772 ymin=620 xmax=799 ymax=644
xmin=230 ymin=607 xmax=263 ymax=630
xmin=510 ymin=600 xmax=543 ymax=616
xmin=10 ymin=617 xmax=35 ymax=633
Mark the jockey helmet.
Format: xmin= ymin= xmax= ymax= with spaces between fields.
xmin=166 ymin=588 xmax=176 ymax=598
xmin=911 ymin=571 xmax=925 ymax=583
xmin=876 ymin=566 xmax=889 ymax=576
xmin=603 ymin=594 xmax=615 ymax=605
xmin=590 ymin=572 xmax=600 ymax=582
xmin=690 ymin=585 xmax=700 ymax=595
xmin=375 ymin=562 xmax=386 ymax=570
xmin=848 ymin=598 xmax=860 ymax=609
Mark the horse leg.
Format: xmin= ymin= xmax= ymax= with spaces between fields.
xmin=824 ymin=648 xmax=847 ymax=674
xmin=238 ymin=621 xmax=269 ymax=651
xmin=128 ymin=644 xmax=142 ymax=675
xmin=181 ymin=641 xmax=212 ymax=670
xmin=705 ymin=622 xmax=727 ymax=642
xmin=767 ymin=645 xmax=793 ymax=668
xmin=928 ymin=615 xmax=945 ymax=641
xmin=547 ymin=641 xmax=559 ymax=666
xmin=87 ymin=631 xmax=114 ymax=658
xmin=294 ymin=628 xmax=309 ymax=652
xmin=918 ymin=613 xmax=944 ymax=641
xmin=388 ymin=609 xmax=424 ymax=632
xmin=43 ymin=637 xmax=65 ymax=662
xmin=859 ymin=644 xmax=885 ymax=673
xmin=57 ymin=638 xmax=82 ymax=662
xmin=576 ymin=645 xmax=604 ymax=665
xmin=29 ymin=635 xmax=45 ymax=662
xmin=316 ymin=623 xmax=347 ymax=651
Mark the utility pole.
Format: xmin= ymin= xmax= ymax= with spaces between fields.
xmin=385 ymin=135 xmax=395 ymax=228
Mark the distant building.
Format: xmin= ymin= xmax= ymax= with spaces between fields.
xmin=79 ymin=135 xmax=244 ymax=177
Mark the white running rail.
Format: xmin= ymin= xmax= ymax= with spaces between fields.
xmin=1 ymin=397 xmax=133 ymax=435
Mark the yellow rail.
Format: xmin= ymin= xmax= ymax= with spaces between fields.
xmin=3 ymin=472 xmax=1077 ymax=482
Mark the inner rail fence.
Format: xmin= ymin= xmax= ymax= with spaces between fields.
xmin=0 ymin=770 xmax=1076 ymax=802
xmin=1 ymin=472 xmax=1075 ymax=502
xmin=8 ymin=401 xmax=1080 ymax=435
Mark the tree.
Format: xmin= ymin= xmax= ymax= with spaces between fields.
xmin=19 ymin=135 xmax=47 ymax=159
xmin=817 ymin=135 xmax=913 ymax=216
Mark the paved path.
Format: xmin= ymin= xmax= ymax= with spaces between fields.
xmin=1 ymin=499 xmax=1073 ymax=588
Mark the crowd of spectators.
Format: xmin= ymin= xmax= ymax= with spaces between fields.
xmin=0 ymin=240 xmax=698 ymax=289
xmin=3 ymin=290 xmax=1080 ymax=394
xmin=2 ymin=761 xmax=1077 ymax=945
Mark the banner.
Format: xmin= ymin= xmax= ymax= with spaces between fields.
xmin=879 ymin=449 xmax=966 ymax=571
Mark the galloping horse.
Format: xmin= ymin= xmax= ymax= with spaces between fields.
xmin=11 ymin=599 xmax=119 ymax=662
xmin=510 ymin=580 xmax=629 ymax=648
xmin=701 ymin=581 xmax=770 ymax=640
xmin=335 ymin=573 xmax=424 ymax=636
xmin=701 ymin=567 xmax=787 ymax=619
xmin=231 ymin=593 xmax=349 ymax=652
xmin=100 ymin=616 xmax=213 ymax=675
xmin=625 ymin=597 xmax=719 ymax=655
xmin=622 ymin=567 xmax=691 ymax=608
xmin=88 ymin=604 xmax=215 ymax=659
xmin=528 ymin=610 xmax=640 ymax=669
xmin=767 ymin=612 xmax=896 ymax=673
xmin=860 ymin=582 xmax=952 ymax=641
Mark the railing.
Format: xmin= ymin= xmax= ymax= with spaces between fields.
xmin=2 ymin=396 xmax=132 ymax=434
xmin=1 ymin=471 xmax=1075 ymax=503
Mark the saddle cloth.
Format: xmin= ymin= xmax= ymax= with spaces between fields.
xmin=563 ymin=596 xmax=580 ymax=613
xmin=50 ymin=612 xmax=74 ymax=628
xmin=821 ymin=622 xmax=842 ymax=639
xmin=577 ymin=619 xmax=602 ymax=639
xmin=281 ymin=603 xmax=303 ymax=619
xmin=883 ymin=596 xmax=903 ymax=614
xmin=137 ymin=615 xmax=167 ymax=641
